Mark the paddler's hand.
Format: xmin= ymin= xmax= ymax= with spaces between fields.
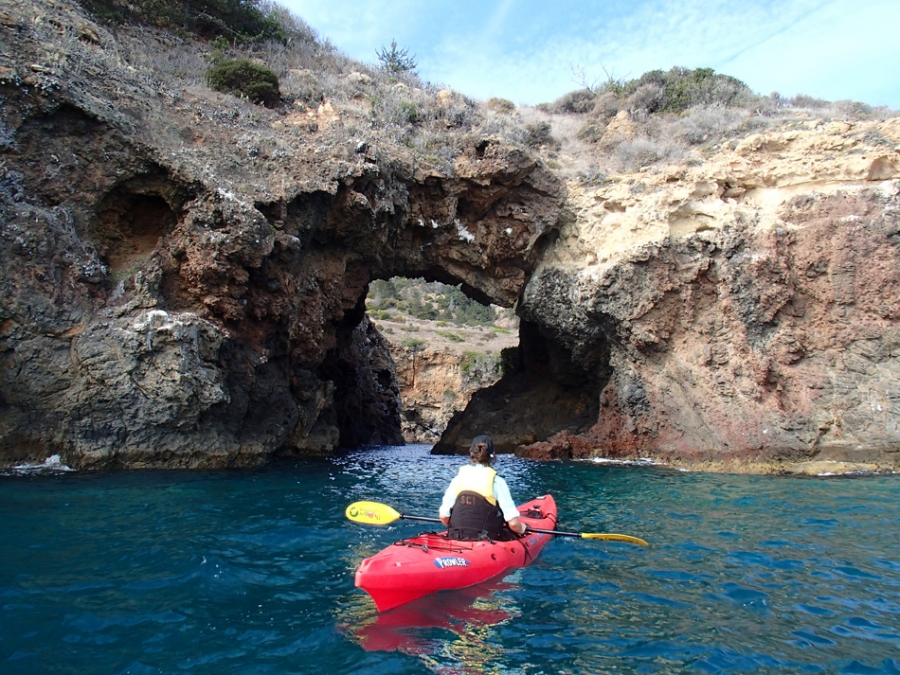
xmin=508 ymin=517 xmax=527 ymax=536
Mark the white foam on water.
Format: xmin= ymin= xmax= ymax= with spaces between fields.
xmin=9 ymin=454 xmax=75 ymax=474
xmin=584 ymin=457 xmax=664 ymax=467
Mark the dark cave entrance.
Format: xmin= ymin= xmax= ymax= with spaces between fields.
xmin=430 ymin=318 xmax=606 ymax=455
xmin=95 ymin=184 xmax=179 ymax=274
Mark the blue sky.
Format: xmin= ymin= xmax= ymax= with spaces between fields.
xmin=279 ymin=0 xmax=900 ymax=110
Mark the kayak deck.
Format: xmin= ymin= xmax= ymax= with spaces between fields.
xmin=354 ymin=494 xmax=557 ymax=612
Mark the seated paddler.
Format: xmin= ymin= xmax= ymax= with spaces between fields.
xmin=439 ymin=434 xmax=527 ymax=541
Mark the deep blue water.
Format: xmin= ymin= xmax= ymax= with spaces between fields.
xmin=2 ymin=444 xmax=899 ymax=675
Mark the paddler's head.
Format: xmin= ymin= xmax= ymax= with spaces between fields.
xmin=469 ymin=434 xmax=495 ymax=466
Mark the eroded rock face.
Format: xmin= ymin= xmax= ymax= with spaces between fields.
xmin=506 ymin=121 xmax=900 ymax=471
xmin=392 ymin=347 xmax=494 ymax=443
xmin=433 ymin=319 xmax=602 ymax=454
xmin=0 ymin=1 xmax=565 ymax=468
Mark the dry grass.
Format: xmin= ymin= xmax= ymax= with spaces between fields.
xmin=519 ymin=92 xmax=899 ymax=183
xmin=373 ymin=316 xmax=519 ymax=355
xmin=520 ymin=70 xmax=899 ymax=182
xmin=16 ymin=0 xmax=899 ymax=191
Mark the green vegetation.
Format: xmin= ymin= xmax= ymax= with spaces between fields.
xmin=78 ymin=0 xmax=286 ymax=42
xmin=436 ymin=331 xmax=464 ymax=342
xmin=206 ymin=58 xmax=280 ymax=105
xmin=487 ymin=98 xmax=516 ymax=114
xmin=543 ymin=66 xmax=753 ymax=118
xmin=460 ymin=351 xmax=501 ymax=380
xmin=70 ymin=0 xmax=894 ymax=196
xmin=367 ymin=278 xmax=508 ymax=327
xmin=402 ymin=337 xmax=426 ymax=352
xmin=376 ymin=39 xmax=417 ymax=74
xmin=527 ymin=64 xmax=896 ymax=178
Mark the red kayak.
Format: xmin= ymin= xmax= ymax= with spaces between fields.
xmin=354 ymin=494 xmax=557 ymax=612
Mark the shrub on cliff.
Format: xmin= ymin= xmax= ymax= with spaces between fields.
xmin=487 ymin=97 xmax=516 ymax=114
xmin=206 ymin=58 xmax=280 ymax=105
xmin=78 ymin=0 xmax=285 ymax=42
xmin=542 ymin=66 xmax=754 ymax=118
xmin=524 ymin=121 xmax=559 ymax=149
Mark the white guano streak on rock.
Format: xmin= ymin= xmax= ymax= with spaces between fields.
xmin=454 ymin=219 xmax=475 ymax=242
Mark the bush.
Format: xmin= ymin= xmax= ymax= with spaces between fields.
xmin=625 ymin=83 xmax=665 ymax=117
xmin=206 ymin=58 xmax=280 ymax=106
xmin=672 ymin=103 xmax=748 ymax=145
xmin=648 ymin=67 xmax=752 ymax=113
xmin=591 ymin=91 xmax=622 ymax=121
xmin=436 ymin=330 xmax=464 ymax=342
xmin=487 ymin=97 xmax=516 ymax=114
xmin=398 ymin=101 xmax=418 ymax=124
xmin=376 ymin=39 xmax=417 ymax=74
xmin=789 ymin=94 xmax=830 ymax=110
xmin=403 ymin=338 xmax=426 ymax=352
xmin=543 ymin=66 xmax=755 ymax=118
xmin=79 ymin=0 xmax=285 ymax=42
xmin=460 ymin=351 xmax=500 ymax=380
xmin=524 ymin=121 xmax=558 ymax=149
xmin=546 ymin=88 xmax=596 ymax=114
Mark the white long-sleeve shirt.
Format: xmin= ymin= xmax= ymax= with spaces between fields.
xmin=439 ymin=463 xmax=520 ymax=522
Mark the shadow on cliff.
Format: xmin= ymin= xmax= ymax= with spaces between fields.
xmin=432 ymin=320 xmax=607 ymax=455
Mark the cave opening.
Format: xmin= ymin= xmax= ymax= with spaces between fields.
xmin=94 ymin=181 xmax=180 ymax=274
xmin=430 ymin=317 xmax=605 ymax=456
xmin=359 ymin=275 xmax=519 ymax=446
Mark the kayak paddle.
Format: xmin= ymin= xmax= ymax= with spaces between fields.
xmin=345 ymin=500 xmax=648 ymax=546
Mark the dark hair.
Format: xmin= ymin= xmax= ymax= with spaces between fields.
xmin=469 ymin=434 xmax=494 ymax=465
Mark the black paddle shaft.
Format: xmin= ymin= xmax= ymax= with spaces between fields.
xmin=398 ymin=514 xmax=581 ymax=538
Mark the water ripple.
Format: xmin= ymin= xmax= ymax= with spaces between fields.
xmin=1 ymin=448 xmax=899 ymax=675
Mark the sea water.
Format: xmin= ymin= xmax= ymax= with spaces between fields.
xmin=1 ymin=444 xmax=898 ymax=675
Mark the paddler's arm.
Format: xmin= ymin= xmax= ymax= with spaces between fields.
xmin=494 ymin=475 xmax=527 ymax=535
xmin=439 ymin=474 xmax=461 ymax=526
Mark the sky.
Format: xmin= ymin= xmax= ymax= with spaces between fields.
xmin=277 ymin=0 xmax=900 ymax=110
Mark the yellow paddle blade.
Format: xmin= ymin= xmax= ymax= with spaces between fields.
xmin=345 ymin=501 xmax=402 ymax=525
xmin=582 ymin=533 xmax=649 ymax=546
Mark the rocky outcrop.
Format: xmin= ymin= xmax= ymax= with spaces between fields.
xmin=0 ymin=0 xmax=564 ymax=468
xmin=432 ymin=319 xmax=602 ymax=454
xmin=392 ymin=347 xmax=493 ymax=443
xmin=499 ymin=120 xmax=900 ymax=472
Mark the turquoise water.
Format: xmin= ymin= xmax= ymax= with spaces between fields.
xmin=2 ymin=445 xmax=899 ymax=675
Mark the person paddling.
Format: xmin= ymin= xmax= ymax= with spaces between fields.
xmin=439 ymin=434 xmax=527 ymax=540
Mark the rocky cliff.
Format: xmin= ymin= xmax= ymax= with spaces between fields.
xmin=0 ymin=0 xmax=563 ymax=468
xmin=505 ymin=120 xmax=900 ymax=473
xmin=2 ymin=0 xmax=899 ymax=473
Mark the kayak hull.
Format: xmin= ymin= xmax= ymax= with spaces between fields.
xmin=354 ymin=494 xmax=557 ymax=612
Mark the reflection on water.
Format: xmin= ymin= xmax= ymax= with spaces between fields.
xmin=337 ymin=575 xmax=519 ymax=673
